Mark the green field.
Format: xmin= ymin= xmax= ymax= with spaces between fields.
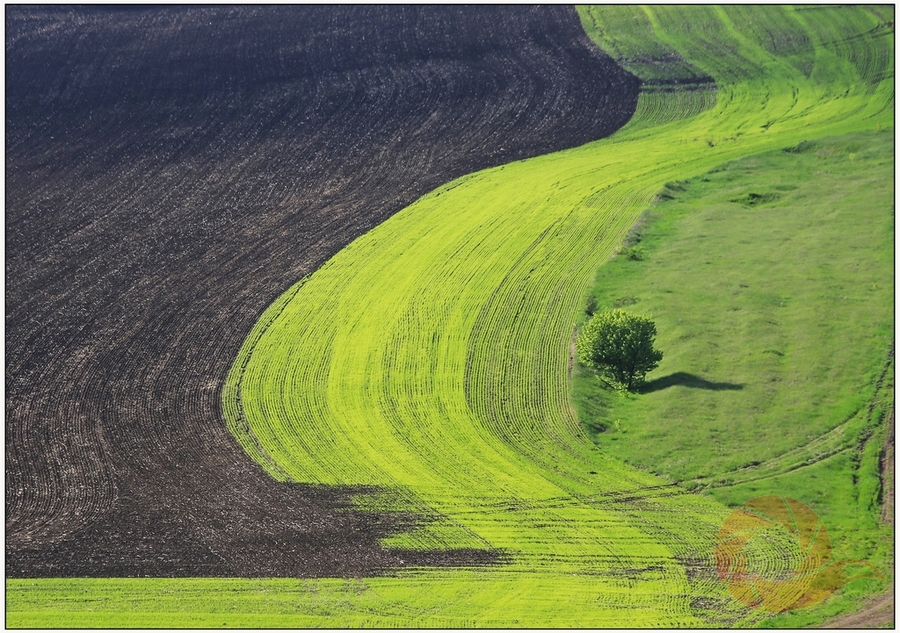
xmin=575 ymin=132 xmax=893 ymax=489
xmin=573 ymin=129 xmax=894 ymax=627
xmin=8 ymin=5 xmax=893 ymax=628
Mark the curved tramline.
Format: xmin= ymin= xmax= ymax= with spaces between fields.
xmin=7 ymin=5 xmax=892 ymax=628
xmin=6 ymin=5 xmax=640 ymax=578
xmin=218 ymin=5 xmax=893 ymax=626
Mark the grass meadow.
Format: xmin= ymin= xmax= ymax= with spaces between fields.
xmin=573 ymin=130 xmax=894 ymax=627
xmin=7 ymin=5 xmax=894 ymax=628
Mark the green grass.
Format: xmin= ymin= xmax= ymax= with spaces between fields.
xmin=572 ymin=131 xmax=895 ymax=626
xmin=8 ymin=5 xmax=893 ymax=628
xmin=575 ymin=131 xmax=894 ymax=483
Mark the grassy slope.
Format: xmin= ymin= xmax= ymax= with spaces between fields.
xmin=7 ymin=5 xmax=893 ymax=628
xmin=573 ymin=130 xmax=894 ymax=626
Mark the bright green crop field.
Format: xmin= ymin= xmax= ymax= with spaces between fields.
xmin=8 ymin=5 xmax=893 ymax=628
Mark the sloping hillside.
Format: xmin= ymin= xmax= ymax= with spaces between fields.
xmin=6 ymin=6 xmax=638 ymax=577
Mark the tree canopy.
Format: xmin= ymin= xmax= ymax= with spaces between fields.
xmin=576 ymin=309 xmax=663 ymax=392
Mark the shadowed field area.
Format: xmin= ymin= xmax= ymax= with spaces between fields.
xmin=6 ymin=5 xmax=639 ymax=577
xmin=639 ymin=373 xmax=744 ymax=394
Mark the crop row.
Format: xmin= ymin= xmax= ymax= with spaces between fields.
xmin=221 ymin=5 xmax=893 ymax=626
xmin=6 ymin=5 xmax=641 ymax=577
xmin=6 ymin=4 xmax=892 ymax=627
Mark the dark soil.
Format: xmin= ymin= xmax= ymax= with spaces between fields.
xmin=6 ymin=5 xmax=639 ymax=577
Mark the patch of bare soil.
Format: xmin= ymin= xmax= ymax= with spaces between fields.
xmin=881 ymin=409 xmax=894 ymax=525
xmin=6 ymin=6 xmax=639 ymax=576
xmin=819 ymin=585 xmax=894 ymax=629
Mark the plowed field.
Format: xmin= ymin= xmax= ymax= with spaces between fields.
xmin=6 ymin=5 xmax=639 ymax=577
xmin=217 ymin=4 xmax=892 ymax=627
xmin=6 ymin=4 xmax=893 ymax=628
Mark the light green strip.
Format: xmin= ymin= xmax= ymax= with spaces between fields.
xmin=8 ymin=6 xmax=892 ymax=629
xmin=216 ymin=5 xmax=893 ymax=627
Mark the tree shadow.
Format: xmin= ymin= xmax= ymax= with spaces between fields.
xmin=639 ymin=372 xmax=744 ymax=394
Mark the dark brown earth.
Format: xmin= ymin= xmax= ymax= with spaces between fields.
xmin=6 ymin=5 xmax=639 ymax=577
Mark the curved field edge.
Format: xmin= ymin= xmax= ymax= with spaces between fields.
xmin=6 ymin=5 xmax=892 ymax=628
xmin=216 ymin=4 xmax=895 ymax=627
xmin=573 ymin=129 xmax=894 ymax=627
xmin=6 ymin=5 xmax=640 ymax=577
xmin=220 ymin=4 xmax=891 ymax=626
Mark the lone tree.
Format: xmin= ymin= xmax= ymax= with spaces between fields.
xmin=576 ymin=309 xmax=663 ymax=392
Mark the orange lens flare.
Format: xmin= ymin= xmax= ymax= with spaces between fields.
xmin=715 ymin=496 xmax=883 ymax=613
